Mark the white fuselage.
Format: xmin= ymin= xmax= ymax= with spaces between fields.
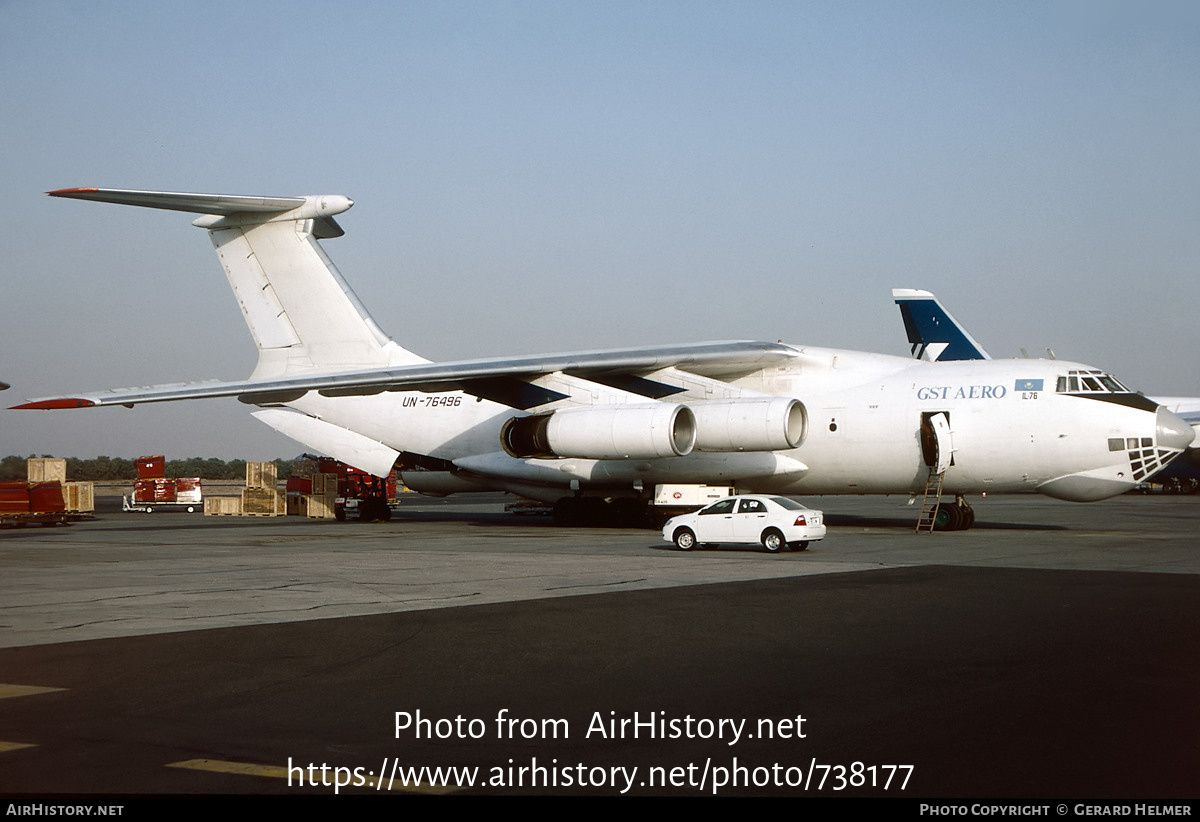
xmin=285 ymin=347 xmax=1185 ymax=503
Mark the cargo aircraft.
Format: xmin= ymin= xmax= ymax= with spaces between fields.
xmin=13 ymin=189 xmax=1195 ymax=529
xmin=894 ymin=287 xmax=1200 ymax=494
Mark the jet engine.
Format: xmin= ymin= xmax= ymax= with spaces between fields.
xmin=690 ymin=397 xmax=807 ymax=452
xmin=501 ymin=403 xmax=697 ymax=460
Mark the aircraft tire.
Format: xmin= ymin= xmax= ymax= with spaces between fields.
xmin=933 ymin=504 xmax=962 ymax=531
xmin=761 ymin=528 xmax=785 ymax=553
xmin=791 ymin=541 xmax=809 ymax=552
xmin=673 ymin=527 xmax=696 ymax=551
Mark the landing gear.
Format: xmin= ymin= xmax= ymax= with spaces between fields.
xmin=932 ymin=496 xmax=975 ymax=531
xmin=1162 ymin=477 xmax=1200 ymax=495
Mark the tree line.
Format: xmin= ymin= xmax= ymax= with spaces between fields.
xmin=0 ymin=455 xmax=300 ymax=482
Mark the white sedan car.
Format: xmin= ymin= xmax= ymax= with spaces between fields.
xmin=661 ymin=495 xmax=826 ymax=553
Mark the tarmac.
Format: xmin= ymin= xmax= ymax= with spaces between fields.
xmin=1 ymin=492 xmax=1197 ymax=801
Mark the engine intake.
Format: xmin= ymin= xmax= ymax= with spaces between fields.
xmin=502 ymin=403 xmax=696 ymax=460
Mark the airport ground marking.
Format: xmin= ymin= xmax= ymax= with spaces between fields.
xmin=0 ymin=683 xmax=67 ymax=699
xmin=166 ymin=758 xmax=458 ymax=794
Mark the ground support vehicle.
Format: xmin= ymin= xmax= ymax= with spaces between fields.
xmin=290 ymin=455 xmax=397 ymax=521
xmin=123 ymin=478 xmax=203 ymax=513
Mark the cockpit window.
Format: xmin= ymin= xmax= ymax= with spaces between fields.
xmin=1056 ymin=370 xmax=1133 ymax=395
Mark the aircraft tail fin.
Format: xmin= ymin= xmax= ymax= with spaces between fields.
xmin=47 ymin=188 xmax=427 ymax=380
xmin=892 ymin=288 xmax=990 ymax=362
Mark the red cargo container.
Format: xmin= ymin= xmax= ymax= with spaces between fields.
xmin=1 ymin=481 xmax=75 ymax=526
xmin=136 ymin=455 xmax=166 ymax=479
xmin=286 ymin=476 xmax=313 ymax=494
xmin=0 ymin=482 xmax=31 ymax=514
xmin=134 ymin=479 xmax=175 ymax=503
xmin=28 ymin=482 xmax=66 ymax=512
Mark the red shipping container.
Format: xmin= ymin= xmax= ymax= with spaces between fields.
xmin=28 ymin=482 xmax=66 ymax=513
xmin=134 ymin=479 xmax=177 ymax=503
xmin=286 ymin=476 xmax=312 ymax=494
xmin=0 ymin=482 xmax=31 ymax=513
xmin=136 ymin=455 xmax=166 ymax=479
xmin=153 ymin=479 xmax=177 ymax=502
xmin=175 ymin=478 xmax=202 ymax=504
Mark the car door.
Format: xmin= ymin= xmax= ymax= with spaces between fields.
xmin=732 ymin=497 xmax=770 ymax=541
xmin=693 ymin=498 xmax=737 ymax=541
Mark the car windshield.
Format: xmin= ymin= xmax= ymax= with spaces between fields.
xmin=769 ymin=497 xmax=805 ymax=510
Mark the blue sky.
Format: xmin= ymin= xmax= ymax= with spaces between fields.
xmin=3 ymin=0 xmax=1197 ymax=459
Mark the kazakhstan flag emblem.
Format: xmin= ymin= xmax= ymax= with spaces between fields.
xmin=1015 ymin=378 xmax=1044 ymax=392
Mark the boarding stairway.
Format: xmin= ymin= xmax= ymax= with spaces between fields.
xmin=915 ymin=468 xmax=945 ymax=533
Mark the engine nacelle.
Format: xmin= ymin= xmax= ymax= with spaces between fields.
xmin=502 ymin=403 xmax=696 ymax=460
xmin=689 ymin=397 xmax=807 ymax=452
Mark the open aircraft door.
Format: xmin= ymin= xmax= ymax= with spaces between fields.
xmin=920 ymin=412 xmax=955 ymax=474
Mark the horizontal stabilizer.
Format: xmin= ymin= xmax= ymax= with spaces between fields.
xmin=252 ymin=409 xmax=400 ymax=478
xmin=48 ymin=188 xmax=309 ymax=215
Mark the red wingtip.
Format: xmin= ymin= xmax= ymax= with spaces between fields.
xmin=11 ymin=398 xmax=97 ymax=410
xmin=46 ymin=188 xmax=99 ymax=196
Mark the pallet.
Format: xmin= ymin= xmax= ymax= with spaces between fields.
xmin=0 ymin=512 xmax=77 ymax=528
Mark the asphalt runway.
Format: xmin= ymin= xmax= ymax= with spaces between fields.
xmin=1 ymin=493 xmax=1197 ymax=802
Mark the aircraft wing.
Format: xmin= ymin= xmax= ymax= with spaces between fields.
xmin=12 ymin=340 xmax=798 ymax=411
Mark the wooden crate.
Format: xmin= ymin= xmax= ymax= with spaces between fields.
xmin=311 ymin=472 xmax=340 ymax=495
xmin=204 ymin=496 xmax=243 ymax=516
xmin=242 ymin=487 xmax=284 ymax=516
xmin=306 ymin=492 xmax=338 ymax=519
xmin=285 ymin=494 xmax=308 ymax=517
xmin=246 ymin=462 xmax=278 ymax=489
xmin=292 ymin=457 xmax=320 ymax=477
xmin=63 ymin=482 xmax=95 ymax=513
xmin=27 ymin=458 xmax=67 ymax=484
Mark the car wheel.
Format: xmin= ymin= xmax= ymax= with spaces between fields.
xmin=761 ymin=528 xmax=785 ymax=553
xmin=673 ymin=527 xmax=696 ymax=551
